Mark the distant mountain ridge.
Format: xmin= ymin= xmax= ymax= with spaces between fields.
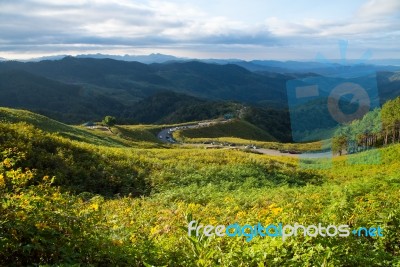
xmin=26 ymin=53 xmax=185 ymax=64
xmin=0 ymin=57 xmax=289 ymax=106
xmin=4 ymin=53 xmax=400 ymax=73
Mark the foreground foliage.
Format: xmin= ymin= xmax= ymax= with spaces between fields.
xmin=1 ymin=110 xmax=400 ymax=266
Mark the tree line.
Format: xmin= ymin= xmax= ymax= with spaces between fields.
xmin=332 ymin=96 xmax=400 ymax=155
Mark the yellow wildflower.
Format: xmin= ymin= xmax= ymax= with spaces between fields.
xmin=0 ymin=174 xmax=5 ymax=188
xmin=90 ymin=203 xmax=99 ymax=211
xmin=236 ymin=211 xmax=247 ymax=220
xmin=271 ymin=207 xmax=283 ymax=216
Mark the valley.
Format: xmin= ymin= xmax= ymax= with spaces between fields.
xmin=1 ymin=57 xmax=400 ymax=266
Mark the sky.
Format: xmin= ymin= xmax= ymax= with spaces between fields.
xmin=0 ymin=0 xmax=399 ymax=60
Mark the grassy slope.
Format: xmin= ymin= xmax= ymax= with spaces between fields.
xmin=0 ymin=107 xmax=327 ymax=152
xmin=181 ymin=136 xmax=327 ymax=152
xmin=112 ymin=125 xmax=161 ymax=143
xmin=1 ymin=107 xmax=400 ymax=266
xmin=0 ymin=107 xmax=162 ymax=148
xmin=172 ymin=119 xmax=327 ymax=152
xmin=116 ymin=120 xmax=204 ymax=137
xmin=174 ymin=119 xmax=277 ymax=142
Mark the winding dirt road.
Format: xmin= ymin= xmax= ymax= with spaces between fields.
xmin=157 ymin=124 xmax=332 ymax=159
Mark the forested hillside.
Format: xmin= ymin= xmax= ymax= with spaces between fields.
xmin=332 ymin=96 xmax=400 ymax=155
xmin=0 ymin=57 xmax=288 ymax=107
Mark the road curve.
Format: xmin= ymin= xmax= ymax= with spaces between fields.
xmin=157 ymin=123 xmax=332 ymax=159
xmin=157 ymin=128 xmax=174 ymax=143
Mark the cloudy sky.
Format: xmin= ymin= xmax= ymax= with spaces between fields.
xmin=0 ymin=0 xmax=399 ymax=60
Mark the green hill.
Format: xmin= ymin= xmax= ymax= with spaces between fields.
xmin=241 ymin=106 xmax=292 ymax=142
xmin=0 ymin=107 xmax=161 ymax=147
xmin=174 ymin=119 xmax=277 ymax=142
xmin=123 ymin=90 xmax=244 ymax=124
xmin=0 ymin=58 xmax=288 ymax=106
xmin=0 ymin=70 xmax=124 ymax=123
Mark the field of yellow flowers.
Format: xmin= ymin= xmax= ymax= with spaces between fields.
xmin=1 ymin=119 xmax=400 ymax=266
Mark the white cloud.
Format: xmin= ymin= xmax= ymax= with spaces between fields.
xmin=265 ymin=0 xmax=400 ymax=39
xmin=357 ymin=0 xmax=400 ymax=18
xmin=0 ymin=0 xmax=274 ymax=45
xmin=0 ymin=0 xmax=398 ymax=59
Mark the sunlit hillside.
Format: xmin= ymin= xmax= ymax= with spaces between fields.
xmin=1 ymin=107 xmax=400 ymax=266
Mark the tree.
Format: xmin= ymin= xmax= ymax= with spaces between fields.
xmin=382 ymin=98 xmax=400 ymax=145
xmin=332 ymin=135 xmax=348 ymax=156
xmin=333 ymin=125 xmax=351 ymax=155
xmin=102 ymin=116 xmax=116 ymax=127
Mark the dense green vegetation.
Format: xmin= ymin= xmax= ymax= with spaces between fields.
xmin=103 ymin=115 xmax=117 ymax=127
xmin=121 ymin=90 xmax=244 ymax=125
xmin=241 ymin=107 xmax=292 ymax=142
xmin=332 ymin=96 xmax=400 ymax=155
xmin=1 ymin=107 xmax=400 ymax=266
xmin=0 ymin=70 xmax=124 ymax=123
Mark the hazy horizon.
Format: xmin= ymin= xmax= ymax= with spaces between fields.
xmin=2 ymin=52 xmax=400 ymax=66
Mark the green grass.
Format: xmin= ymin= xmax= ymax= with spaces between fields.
xmin=112 ymin=125 xmax=162 ymax=143
xmin=174 ymin=135 xmax=329 ymax=152
xmin=174 ymin=119 xmax=277 ymax=142
xmin=1 ymin=107 xmax=400 ymax=266
xmin=0 ymin=107 xmax=165 ymax=148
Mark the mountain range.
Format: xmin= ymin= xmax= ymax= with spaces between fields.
xmin=9 ymin=53 xmax=400 ymax=72
xmin=0 ymin=57 xmax=289 ymax=107
xmin=0 ymin=56 xmax=399 ymax=142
